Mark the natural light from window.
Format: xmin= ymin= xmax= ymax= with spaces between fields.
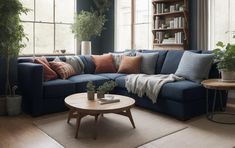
xmin=20 ymin=0 xmax=76 ymax=55
xmin=115 ymin=0 xmax=152 ymax=51
xmin=209 ymin=0 xmax=235 ymax=50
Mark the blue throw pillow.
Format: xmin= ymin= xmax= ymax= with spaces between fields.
xmin=175 ymin=51 xmax=214 ymax=83
xmin=136 ymin=52 xmax=159 ymax=74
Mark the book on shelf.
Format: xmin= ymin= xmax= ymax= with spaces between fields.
xmin=98 ymin=95 xmax=120 ymax=105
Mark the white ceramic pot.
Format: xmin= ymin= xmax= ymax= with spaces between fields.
xmin=221 ymin=70 xmax=235 ymax=81
xmin=81 ymin=41 xmax=91 ymax=55
xmin=6 ymin=95 xmax=22 ymax=116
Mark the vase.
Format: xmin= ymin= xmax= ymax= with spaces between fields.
xmin=221 ymin=70 xmax=235 ymax=81
xmin=97 ymin=91 xmax=105 ymax=99
xmin=6 ymin=95 xmax=22 ymax=116
xmin=81 ymin=41 xmax=91 ymax=55
xmin=0 ymin=96 xmax=7 ymax=115
xmin=87 ymin=91 xmax=95 ymax=100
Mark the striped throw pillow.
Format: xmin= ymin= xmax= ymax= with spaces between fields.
xmin=49 ymin=61 xmax=76 ymax=79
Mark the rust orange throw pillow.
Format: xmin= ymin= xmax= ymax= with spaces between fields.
xmin=118 ymin=55 xmax=142 ymax=74
xmin=49 ymin=61 xmax=76 ymax=79
xmin=92 ymin=54 xmax=116 ymax=73
xmin=34 ymin=57 xmax=58 ymax=81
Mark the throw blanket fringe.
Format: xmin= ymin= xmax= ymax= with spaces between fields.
xmin=125 ymin=74 xmax=184 ymax=103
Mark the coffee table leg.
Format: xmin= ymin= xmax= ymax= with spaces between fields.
xmin=94 ymin=114 xmax=99 ymax=140
xmin=75 ymin=113 xmax=82 ymax=138
xmin=67 ymin=110 xmax=73 ymax=123
xmin=127 ymin=109 xmax=136 ymax=128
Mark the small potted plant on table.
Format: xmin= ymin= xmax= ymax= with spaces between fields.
xmin=97 ymin=81 xmax=117 ymax=98
xmin=86 ymin=81 xmax=96 ymax=100
xmin=213 ymin=41 xmax=235 ymax=81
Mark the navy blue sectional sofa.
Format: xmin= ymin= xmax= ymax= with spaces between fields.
xmin=17 ymin=50 xmax=226 ymax=120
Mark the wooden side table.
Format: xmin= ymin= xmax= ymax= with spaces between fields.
xmin=201 ymin=79 xmax=235 ymax=124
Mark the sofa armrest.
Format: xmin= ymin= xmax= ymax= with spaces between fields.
xmin=18 ymin=63 xmax=44 ymax=116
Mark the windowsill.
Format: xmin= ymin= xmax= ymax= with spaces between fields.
xmin=19 ymin=53 xmax=76 ymax=57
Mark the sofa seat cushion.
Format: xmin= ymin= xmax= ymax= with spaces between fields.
xmin=115 ymin=75 xmax=127 ymax=88
xmin=97 ymin=73 xmax=127 ymax=80
xmin=43 ymin=79 xmax=75 ymax=99
xmin=159 ymin=80 xmax=205 ymax=102
xmin=68 ymin=74 xmax=109 ymax=92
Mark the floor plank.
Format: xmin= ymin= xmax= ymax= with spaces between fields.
xmin=0 ymin=115 xmax=63 ymax=148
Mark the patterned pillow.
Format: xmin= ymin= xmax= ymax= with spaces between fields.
xmin=34 ymin=57 xmax=57 ymax=81
xmin=110 ymin=52 xmax=132 ymax=70
xmin=91 ymin=54 xmax=116 ymax=73
xmin=49 ymin=61 xmax=76 ymax=79
xmin=118 ymin=55 xmax=142 ymax=74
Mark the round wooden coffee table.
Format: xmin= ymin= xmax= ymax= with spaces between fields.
xmin=64 ymin=93 xmax=136 ymax=139
xmin=202 ymin=79 xmax=235 ymax=124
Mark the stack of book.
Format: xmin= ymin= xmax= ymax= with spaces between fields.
xmin=98 ymin=95 xmax=120 ymax=105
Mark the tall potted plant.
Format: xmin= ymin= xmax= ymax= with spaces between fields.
xmin=71 ymin=0 xmax=111 ymax=55
xmin=71 ymin=10 xmax=106 ymax=55
xmin=0 ymin=0 xmax=28 ymax=115
xmin=213 ymin=41 xmax=235 ymax=81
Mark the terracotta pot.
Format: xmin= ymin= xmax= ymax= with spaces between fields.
xmin=97 ymin=91 xmax=105 ymax=99
xmin=87 ymin=91 xmax=95 ymax=100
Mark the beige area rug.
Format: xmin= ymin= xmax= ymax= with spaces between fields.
xmin=34 ymin=107 xmax=187 ymax=148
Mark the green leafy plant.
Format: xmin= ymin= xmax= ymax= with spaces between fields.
xmin=86 ymin=81 xmax=96 ymax=92
xmin=71 ymin=10 xmax=106 ymax=41
xmin=213 ymin=41 xmax=235 ymax=71
xmin=0 ymin=0 xmax=28 ymax=96
xmin=93 ymin=0 xmax=112 ymax=15
xmin=97 ymin=80 xmax=117 ymax=93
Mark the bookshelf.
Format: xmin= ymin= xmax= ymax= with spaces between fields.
xmin=152 ymin=0 xmax=189 ymax=50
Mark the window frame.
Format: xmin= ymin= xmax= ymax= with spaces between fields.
xmin=20 ymin=0 xmax=77 ymax=56
xmin=114 ymin=0 xmax=152 ymax=51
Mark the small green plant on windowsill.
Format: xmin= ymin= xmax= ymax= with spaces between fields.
xmin=97 ymin=81 xmax=117 ymax=98
xmin=86 ymin=81 xmax=96 ymax=100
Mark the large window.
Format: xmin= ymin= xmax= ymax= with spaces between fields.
xmin=20 ymin=0 xmax=76 ymax=55
xmin=209 ymin=0 xmax=235 ymax=50
xmin=115 ymin=0 xmax=152 ymax=51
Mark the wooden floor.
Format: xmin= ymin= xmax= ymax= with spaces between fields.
xmin=0 ymin=99 xmax=235 ymax=148
xmin=0 ymin=115 xmax=63 ymax=148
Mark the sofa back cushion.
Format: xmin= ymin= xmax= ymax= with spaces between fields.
xmin=79 ymin=55 xmax=96 ymax=74
xmin=118 ymin=55 xmax=142 ymax=74
xmin=34 ymin=58 xmax=58 ymax=81
xmin=91 ymin=54 xmax=116 ymax=73
xmin=136 ymin=52 xmax=159 ymax=74
xmin=201 ymin=51 xmax=219 ymax=78
xmin=160 ymin=50 xmax=201 ymax=74
xmin=141 ymin=50 xmax=168 ymax=74
xmin=175 ymin=51 xmax=214 ymax=83
xmin=49 ymin=61 xmax=76 ymax=79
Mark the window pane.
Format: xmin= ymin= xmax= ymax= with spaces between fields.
xmin=210 ymin=0 xmax=229 ymax=49
xmin=20 ymin=23 xmax=34 ymax=55
xmin=20 ymin=0 xmax=34 ymax=21
xmin=230 ymin=0 xmax=235 ymax=43
xmin=116 ymin=26 xmax=131 ymax=50
xmin=55 ymin=24 xmax=75 ymax=54
xmin=35 ymin=23 xmax=54 ymax=54
xmin=35 ymin=0 xmax=53 ymax=22
xmin=135 ymin=0 xmax=149 ymax=24
xmin=55 ymin=0 xmax=75 ymax=23
xmin=115 ymin=0 xmax=132 ymax=51
xmin=134 ymin=24 xmax=149 ymax=49
xmin=116 ymin=0 xmax=131 ymax=26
